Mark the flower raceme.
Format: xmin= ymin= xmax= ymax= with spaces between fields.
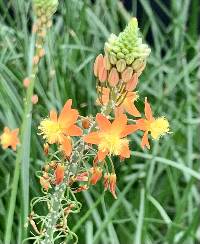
xmin=38 ymin=99 xmax=82 ymax=156
xmin=134 ymin=98 xmax=170 ymax=149
xmin=0 ymin=127 xmax=20 ymax=151
xmin=83 ymin=113 xmax=135 ymax=161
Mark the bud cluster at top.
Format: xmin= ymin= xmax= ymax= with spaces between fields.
xmin=33 ymin=0 xmax=58 ymax=19
xmin=104 ymin=18 xmax=151 ymax=75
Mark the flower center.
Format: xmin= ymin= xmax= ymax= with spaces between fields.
xmin=99 ymin=133 xmax=128 ymax=155
xmin=39 ymin=119 xmax=63 ymax=144
xmin=149 ymin=117 xmax=169 ymax=140
xmin=1 ymin=133 xmax=12 ymax=145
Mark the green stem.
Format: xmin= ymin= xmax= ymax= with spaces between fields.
xmin=4 ymin=63 xmax=37 ymax=244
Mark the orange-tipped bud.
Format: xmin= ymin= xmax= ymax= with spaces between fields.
xmin=90 ymin=167 xmax=102 ymax=185
xmin=55 ymin=164 xmax=65 ymax=185
xmin=108 ymin=68 xmax=119 ymax=87
xmin=98 ymin=66 xmax=107 ymax=83
xmin=93 ymin=54 xmax=104 ymax=77
xmin=104 ymin=173 xmax=110 ymax=191
xmin=43 ymin=143 xmax=49 ymax=155
xmin=40 ymin=176 xmax=50 ymax=191
xmin=125 ymin=73 xmax=138 ymax=91
xmin=82 ymin=118 xmax=90 ymax=129
xmin=23 ymin=78 xmax=31 ymax=88
xmin=31 ymin=94 xmax=38 ymax=104
xmin=39 ymin=48 xmax=45 ymax=58
xmin=110 ymin=173 xmax=117 ymax=199
xmin=103 ymin=55 xmax=111 ymax=70
xmin=33 ymin=55 xmax=39 ymax=65
xmin=122 ymin=67 xmax=133 ymax=83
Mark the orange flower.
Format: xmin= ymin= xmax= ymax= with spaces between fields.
xmin=134 ymin=98 xmax=170 ymax=149
xmin=90 ymin=167 xmax=102 ymax=185
xmin=38 ymin=99 xmax=82 ymax=156
xmin=55 ymin=164 xmax=65 ymax=185
xmin=0 ymin=127 xmax=20 ymax=151
xmin=83 ymin=113 xmax=135 ymax=161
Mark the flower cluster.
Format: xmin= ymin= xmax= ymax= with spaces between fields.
xmin=0 ymin=14 xmax=170 ymax=244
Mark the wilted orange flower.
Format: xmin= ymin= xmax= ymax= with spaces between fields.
xmin=55 ymin=164 xmax=65 ymax=185
xmin=83 ymin=113 xmax=135 ymax=161
xmin=109 ymin=173 xmax=117 ymax=199
xmin=90 ymin=167 xmax=102 ymax=185
xmin=134 ymin=98 xmax=170 ymax=149
xmin=0 ymin=127 xmax=20 ymax=151
xmin=104 ymin=173 xmax=117 ymax=199
xmin=39 ymin=99 xmax=82 ymax=156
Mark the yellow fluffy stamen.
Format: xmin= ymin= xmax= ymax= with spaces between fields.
xmin=1 ymin=133 xmax=12 ymax=145
xmin=149 ymin=117 xmax=169 ymax=140
xmin=38 ymin=119 xmax=63 ymax=144
xmin=99 ymin=133 xmax=128 ymax=155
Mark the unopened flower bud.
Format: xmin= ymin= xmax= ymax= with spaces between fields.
xmin=108 ymin=68 xmax=119 ymax=87
xmin=122 ymin=67 xmax=133 ymax=83
xmin=31 ymin=95 xmax=38 ymax=104
xmin=98 ymin=66 xmax=107 ymax=83
xmin=109 ymin=52 xmax=117 ymax=64
xmin=93 ymin=54 xmax=104 ymax=77
xmin=33 ymin=56 xmax=39 ymax=65
xmin=23 ymin=78 xmax=30 ymax=88
xmin=39 ymin=48 xmax=45 ymax=58
xmin=116 ymin=59 xmax=126 ymax=73
xmin=103 ymin=55 xmax=111 ymax=70
xmin=132 ymin=58 xmax=145 ymax=71
xmin=82 ymin=118 xmax=90 ymax=129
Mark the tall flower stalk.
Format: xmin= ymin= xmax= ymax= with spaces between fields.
xmin=3 ymin=1 xmax=58 ymax=243
xmin=26 ymin=17 xmax=169 ymax=244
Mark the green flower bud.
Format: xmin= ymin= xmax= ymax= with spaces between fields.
xmin=132 ymin=58 xmax=145 ymax=72
xmin=104 ymin=18 xmax=150 ymax=71
xmin=116 ymin=59 xmax=126 ymax=73
xmin=109 ymin=52 xmax=117 ymax=65
xmin=33 ymin=0 xmax=58 ymax=18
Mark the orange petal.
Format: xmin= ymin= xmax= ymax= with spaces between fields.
xmin=125 ymin=73 xmax=138 ymax=91
xmin=83 ymin=132 xmax=100 ymax=145
xmin=50 ymin=110 xmax=57 ymax=121
xmin=120 ymin=142 xmax=130 ymax=158
xmin=96 ymin=113 xmax=111 ymax=131
xmin=59 ymin=99 xmax=73 ymax=120
xmin=144 ymin=97 xmax=153 ymax=121
xmin=135 ymin=118 xmax=148 ymax=131
xmin=120 ymin=125 xmax=137 ymax=137
xmin=67 ymin=125 xmax=82 ymax=136
xmin=61 ymin=137 xmax=72 ymax=156
xmin=124 ymin=101 xmax=141 ymax=117
xmin=141 ymin=131 xmax=150 ymax=149
xmin=97 ymin=150 xmax=108 ymax=161
xmin=111 ymin=113 xmax=127 ymax=134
